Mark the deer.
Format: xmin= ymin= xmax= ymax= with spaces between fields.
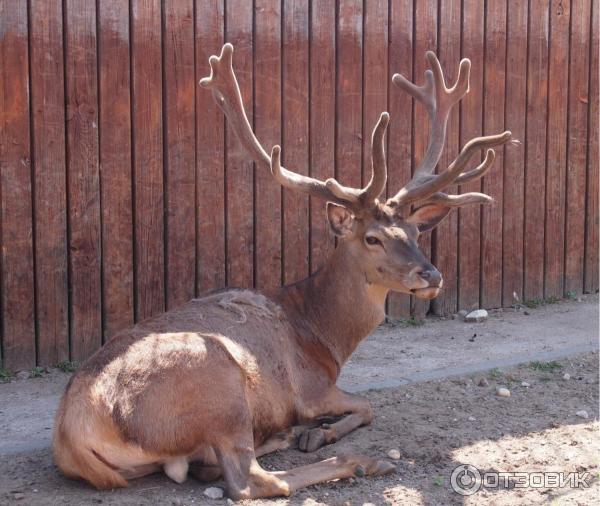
xmin=53 ymin=43 xmax=511 ymax=500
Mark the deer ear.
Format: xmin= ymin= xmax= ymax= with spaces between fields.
xmin=406 ymin=204 xmax=451 ymax=232
xmin=326 ymin=202 xmax=356 ymax=237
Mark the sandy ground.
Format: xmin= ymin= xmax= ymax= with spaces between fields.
xmin=0 ymin=296 xmax=598 ymax=504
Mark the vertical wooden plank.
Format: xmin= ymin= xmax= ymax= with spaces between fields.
xmin=310 ymin=0 xmax=336 ymax=273
xmin=565 ymin=0 xmax=592 ymax=295
xmin=387 ymin=0 xmax=412 ymax=318
xmin=336 ymin=1 xmax=363 ymax=190
xmin=196 ymin=1 xmax=225 ymax=295
xmin=523 ymin=0 xmax=549 ymax=301
xmin=64 ymin=0 xmax=102 ymax=361
xmin=459 ymin=0 xmax=484 ymax=310
xmin=412 ymin=0 xmax=437 ymax=318
xmin=502 ymin=0 xmax=527 ymax=306
xmin=131 ymin=0 xmax=165 ymax=321
xmin=163 ymin=0 xmax=195 ymax=307
xmin=282 ymin=0 xmax=309 ymax=284
xmin=29 ymin=0 xmax=69 ymax=365
xmin=0 ymin=0 xmax=35 ymax=369
xmin=99 ymin=0 xmax=134 ymax=338
xmin=225 ymin=0 xmax=254 ymax=288
xmin=481 ymin=0 xmax=507 ymax=309
xmin=584 ymin=0 xmax=598 ymax=293
xmin=544 ymin=0 xmax=570 ymax=299
xmin=431 ymin=0 xmax=461 ymax=316
xmin=362 ymin=0 xmax=388 ymax=186
xmin=254 ymin=0 xmax=282 ymax=289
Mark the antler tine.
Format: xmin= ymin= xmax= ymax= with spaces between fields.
xmin=201 ymin=44 xmax=389 ymax=213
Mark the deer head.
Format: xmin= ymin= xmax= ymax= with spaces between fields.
xmin=200 ymin=44 xmax=511 ymax=300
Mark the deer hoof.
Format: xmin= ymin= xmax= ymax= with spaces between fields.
xmin=370 ymin=460 xmax=396 ymax=476
xmin=354 ymin=465 xmax=366 ymax=477
xmin=298 ymin=427 xmax=333 ymax=452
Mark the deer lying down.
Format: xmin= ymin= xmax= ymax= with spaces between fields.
xmin=53 ymin=44 xmax=511 ymax=500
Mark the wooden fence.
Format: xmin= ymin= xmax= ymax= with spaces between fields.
xmin=0 ymin=0 xmax=597 ymax=370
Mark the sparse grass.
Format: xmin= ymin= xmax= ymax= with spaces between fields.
xmin=29 ymin=367 xmax=45 ymax=378
xmin=489 ymin=367 xmax=502 ymax=380
xmin=529 ymin=360 xmax=563 ymax=373
xmin=401 ymin=316 xmax=425 ymax=327
xmin=433 ymin=475 xmax=445 ymax=487
xmin=520 ymin=295 xmax=564 ymax=309
xmin=56 ymin=360 xmax=78 ymax=373
xmin=0 ymin=367 xmax=13 ymax=382
xmin=566 ymin=291 xmax=578 ymax=300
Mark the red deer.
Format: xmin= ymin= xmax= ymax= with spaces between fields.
xmin=53 ymin=43 xmax=511 ymax=499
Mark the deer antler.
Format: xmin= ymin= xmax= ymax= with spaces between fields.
xmin=387 ymin=51 xmax=511 ymax=210
xmin=200 ymin=43 xmax=389 ymax=214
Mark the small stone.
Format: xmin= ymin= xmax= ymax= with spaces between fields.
xmin=496 ymin=387 xmax=511 ymax=398
xmin=576 ymin=410 xmax=589 ymax=419
xmin=203 ymin=487 xmax=224 ymax=500
xmin=226 ymin=499 xmax=234 ymax=505
xmin=465 ymin=309 xmax=488 ymax=323
xmin=15 ymin=371 xmax=29 ymax=380
xmin=387 ymin=449 xmax=401 ymax=460
xmin=563 ymin=373 xmax=571 ymax=380
xmin=468 ymin=416 xmax=476 ymax=421
xmin=477 ymin=377 xmax=490 ymax=387
xmin=13 ymin=493 xmax=25 ymax=500
xmin=458 ymin=309 xmax=468 ymax=320
xmin=521 ymin=381 xmax=531 ymax=387
xmin=523 ymin=310 xmax=531 ymax=316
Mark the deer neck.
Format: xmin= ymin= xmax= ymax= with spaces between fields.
xmin=277 ymin=243 xmax=388 ymax=376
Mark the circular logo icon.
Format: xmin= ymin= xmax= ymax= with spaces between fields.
xmin=450 ymin=464 xmax=482 ymax=496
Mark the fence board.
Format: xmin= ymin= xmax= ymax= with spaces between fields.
xmin=99 ymin=0 xmax=134 ymax=339
xmin=502 ymin=0 xmax=528 ymax=306
xmin=196 ymin=0 xmax=225 ymax=295
xmin=282 ymin=0 xmax=309 ymax=285
xmin=387 ymin=0 xmax=413 ymax=318
xmin=131 ymin=0 xmax=165 ymax=321
xmin=254 ymin=0 xmax=282 ymax=289
xmin=481 ymin=0 xmax=507 ymax=309
xmin=64 ymin=0 xmax=102 ymax=362
xmin=412 ymin=0 xmax=437 ymax=318
xmin=565 ymin=0 xmax=592 ymax=295
xmin=0 ymin=0 xmax=35 ymax=370
xmin=225 ymin=0 xmax=254 ymax=288
xmin=459 ymin=0 xmax=484 ymax=311
xmin=163 ymin=0 xmax=196 ymax=308
xmin=29 ymin=0 xmax=69 ymax=365
xmin=584 ymin=0 xmax=599 ymax=294
xmin=309 ymin=0 xmax=336 ymax=273
xmin=544 ymin=0 xmax=570 ymax=299
xmin=432 ymin=0 xmax=461 ymax=316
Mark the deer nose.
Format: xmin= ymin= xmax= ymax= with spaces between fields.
xmin=418 ymin=268 xmax=442 ymax=287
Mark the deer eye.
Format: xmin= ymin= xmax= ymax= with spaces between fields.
xmin=365 ymin=235 xmax=382 ymax=247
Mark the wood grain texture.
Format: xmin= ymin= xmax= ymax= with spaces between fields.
xmin=131 ymin=0 xmax=165 ymax=321
xmin=431 ymin=0 xmax=461 ymax=316
xmin=481 ymin=0 xmax=507 ymax=309
xmin=64 ymin=0 xmax=102 ymax=362
xmin=309 ymin=0 xmax=336 ymax=273
xmin=523 ymin=0 xmax=549 ymax=301
xmin=412 ymin=0 xmax=437 ymax=318
xmin=544 ymin=0 xmax=570 ymax=299
xmin=565 ymin=0 xmax=592 ymax=295
xmin=99 ymin=0 xmax=134 ymax=339
xmin=282 ymin=0 xmax=309 ymax=284
xmin=225 ymin=0 xmax=254 ymax=288
xmin=584 ymin=0 xmax=598 ymax=294
xmin=459 ymin=0 xmax=484 ymax=310
xmin=502 ymin=0 xmax=528 ymax=306
xmin=29 ymin=0 xmax=69 ymax=365
xmin=196 ymin=0 xmax=225 ymax=295
xmin=163 ymin=0 xmax=196 ymax=307
xmin=254 ymin=0 xmax=282 ymax=289
xmin=0 ymin=0 xmax=36 ymax=370
xmin=387 ymin=0 xmax=412 ymax=318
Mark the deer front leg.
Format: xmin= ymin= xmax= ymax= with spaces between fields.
xmin=298 ymin=388 xmax=373 ymax=452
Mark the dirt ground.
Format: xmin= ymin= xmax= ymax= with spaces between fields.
xmin=1 ymin=352 xmax=597 ymax=505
